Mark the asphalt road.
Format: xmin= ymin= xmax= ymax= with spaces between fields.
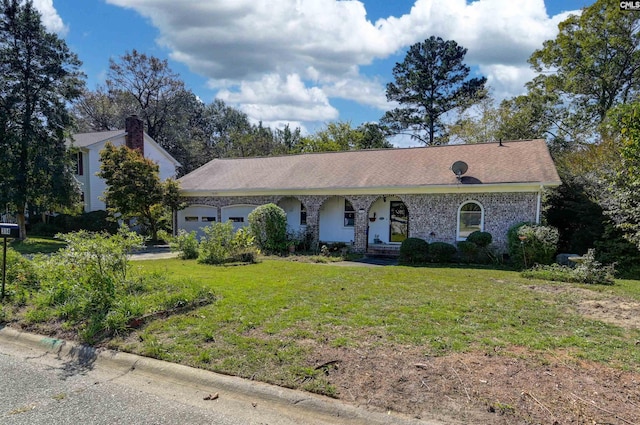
xmin=0 ymin=328 xmax=433 ymax=425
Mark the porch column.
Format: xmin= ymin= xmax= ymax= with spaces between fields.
xmin=305 ymin=204 xmax=320 ymax=251
xmin=353 ymin=208 xmax=368 ymax=253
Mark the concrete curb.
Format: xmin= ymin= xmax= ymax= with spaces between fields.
xmin=0 ymin=326 xmax=439 ymax=425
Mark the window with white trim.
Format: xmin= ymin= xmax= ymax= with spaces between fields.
xmin=344 ymin=200 xmax=355 ymax=227
xmin=458 ymin=201 xmax=483 ymax=239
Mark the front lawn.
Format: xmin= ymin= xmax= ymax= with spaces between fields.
xmin=110 ymin=259 xmax=640 ymax=389
xmin=6 ymin=256 xmax=640 ymax=423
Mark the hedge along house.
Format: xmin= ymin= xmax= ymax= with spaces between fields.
xmin=177 ymin=139 xmax=561 ymax=254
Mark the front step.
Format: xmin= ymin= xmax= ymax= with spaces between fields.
xmin=366 ymin=244 xmax=400 ymax=258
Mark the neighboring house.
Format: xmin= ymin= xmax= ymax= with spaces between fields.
xmin=177 ymin=139 xmax=561 ymax=254
xmin=70 ymin=116 xmax=181 ymax=212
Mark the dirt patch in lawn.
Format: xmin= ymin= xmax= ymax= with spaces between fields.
xmin=303 ymin=285 xmax=640 ymax=424
xmin=309 ymin=344 xmax=640 ymax=424
xmin=529 ymin=284 xmax=640 ymax=330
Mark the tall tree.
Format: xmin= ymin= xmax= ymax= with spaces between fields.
xmin=97 ymin=142 xmax=180 ymax=241
xmin=600 ymin=102 xmax=640 ymax=250
xmin=106 ymin=49 xmax=185 ymax=141
xmin=0 ymin=0 xmax=84 ymax=238
xmin=528 ymin=0 xmax=640 ymax=143
xmin=381 ymin=36 xmax=487 ymax=145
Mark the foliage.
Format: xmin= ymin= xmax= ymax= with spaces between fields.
xmin=4 ymin=247 xmax=39 ymax=300
xmin=198 ymin=221 xmax=258 ymax=265
xmin=595 ymin=223 xmax=640 ymax=279
xmin=248 ymin=204 xmax=288 ymax=254
xmin=167 ymin=229 xmax=199 ymax=260
xmin=528 ymin=0 xmax=640 ymax=142
xmin=466 ymin=231 xmax=492 ymax=248
xmin=508 ymin=223 xmax=559 ymax=269
xmin=0 ymin=0 xmax=84 ymax=238
xmin=26 ymin=227 xmax=145 ymax=342
xmin=428 ymin=242 xmax=457 ymax=263
xmin=296 ymin=121 xmax=392 ymax=153
xmin=456 ymin=241 xmax=479 ymax=263
xmin=97 ymin=142 xmax=182 ymax=240
xmin=381 ymin=36 xmax=487 ymax=145
xmin=600 ymin=102 xmax=640 ymax=252
xmin=522 ymin=249 xmax=615 ymax=285
xmin=10 ymin=236 xmax=66 ymax=255
xmin=398 ymin=238 xmax=429 ymax=265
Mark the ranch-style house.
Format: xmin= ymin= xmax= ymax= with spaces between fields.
xmin=177 ymin=139 xmax=561 ymax=254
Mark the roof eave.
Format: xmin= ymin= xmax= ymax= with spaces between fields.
xmin=180 ymin=181 xmax=561 ymax=197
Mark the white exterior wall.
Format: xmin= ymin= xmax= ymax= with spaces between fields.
xmin=278 ymin=197 xmax=306 ymax=235
xmin=76 ymin=135 xmax=178 ymax=212
xmin=318 ymin=196 xmax=355 ymax=243
xmin=367 ymin=197 xmax=390 ymax=244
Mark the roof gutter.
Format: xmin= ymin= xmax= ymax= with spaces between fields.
xmin=180 ymin=181 xmax=562 ymax=198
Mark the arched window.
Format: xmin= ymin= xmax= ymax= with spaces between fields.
xmin=457 ymin=201 xmax=483 ymax=240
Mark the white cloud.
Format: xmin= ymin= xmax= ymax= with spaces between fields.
xmin=217 ymin=73 xmax=339 ymax=123
xmin=32 ymin=0 xmax=68 ymax=35
xmin=104 ymin=0 xmax=582 ymax=126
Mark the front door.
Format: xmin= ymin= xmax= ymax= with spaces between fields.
xmin=389 ymin=201 xmax=408 ymax=243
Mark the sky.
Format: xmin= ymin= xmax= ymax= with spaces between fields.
xmin=34 ymin=0 xmax=593 ymax=145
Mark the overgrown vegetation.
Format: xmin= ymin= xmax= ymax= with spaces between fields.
xmin=508 ymin=223 xmax=559 ymax=270
xmin=522 ymin=249 xmax=615 ymax=285
xmin=2 ymin=227 xmax=215 ymax=343
xmin=198 ymin=222 xmax=258 ymax=265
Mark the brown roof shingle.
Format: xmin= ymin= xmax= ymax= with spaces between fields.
xmin=179 ymin=139 xmax=561 ymax=194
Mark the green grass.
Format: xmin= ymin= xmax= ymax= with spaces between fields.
xmin=103 ymin=259 xmax=640 ymax=396
xmin=10 ymin=236 xmax=66 ymax=254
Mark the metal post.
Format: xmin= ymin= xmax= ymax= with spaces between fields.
xmin=2 ymin=236 xmax=6 ymax=300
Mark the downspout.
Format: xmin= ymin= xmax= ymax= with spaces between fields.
xmin=535 ymin=185 xmax=542 ymax=224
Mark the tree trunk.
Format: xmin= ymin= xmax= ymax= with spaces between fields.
xmin=16 ymin=211 xmax=27 ymax=240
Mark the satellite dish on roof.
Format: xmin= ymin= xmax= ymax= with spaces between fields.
xmin=451 ymin=161 xmax=468 ymax=179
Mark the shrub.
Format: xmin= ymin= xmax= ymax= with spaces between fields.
xmin=467 ymin=231 xmax=492 ymax=248
xmin=507 ymin=222 xmax=558 ymax=269
xmin=522 ymin=249 xmax=615 ymax=285
xmin=53 ymin=210 xmax=119 ymax=233
xmin=399 ymin=238 xmax=429 ymax=265
xmin=169 ymin=229 xmax=199 ymax=260
xmin=456 ymin=240 xmax=478 ymax=263
xmin=198 ymin=221 xmax=235 ymax=265
xmin=30 ymin=226 xmax=145 ymax=342
xmin=428 ymin=242 xmax=456 ymax=263
xmin=248 ymin=204 xmax=288 ymax=254
xmin=198 ymin=222 xmax=259 ymax=265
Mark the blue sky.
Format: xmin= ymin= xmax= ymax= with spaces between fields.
xmin=35 ymin=0 xmax=592 ymax=142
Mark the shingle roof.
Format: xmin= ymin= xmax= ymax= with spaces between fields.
xmin=69 ymin=130 xmax=125 ymax=148
xmin=179 ymin=139 xmax=561 ymax=194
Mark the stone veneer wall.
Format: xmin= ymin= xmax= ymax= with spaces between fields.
xmin=182 ymin=191 xmax=539 ymax=253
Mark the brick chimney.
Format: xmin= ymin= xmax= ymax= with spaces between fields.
xmin=125 ymin=115 xmax=144 ymax=155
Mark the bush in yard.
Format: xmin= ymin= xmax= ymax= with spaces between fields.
xmin=456 ymin=240 xmax=478 ymax=263
xmin=198 ymin=222 xmax=258 ymax=265
xmin=508 ymin=222 xmax=558 ymax=269
xmin=29 ymin=226 xmax=145 ymax=342
xmin=166 ymin=229 xmax=199 ymax=260
xmin=399 ymin=238 xmax=429 ymax=265
xmin=248 ymin=203 xmax=287 ymax=254
xmin=466 ymin=231 xmax=492 ymax=248
xmin=428 ymin=242 xmax=457 ymax=263
xmin=522 ymin=249 xmax=615 ymax=285
xmin=3 ymin=247 xmax=40 ymax=304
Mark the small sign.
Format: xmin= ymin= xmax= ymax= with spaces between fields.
xmin=621 ymin=1 xmax=640 ymax=10
xmin=0 ymin=228 xmax=9 ymax=235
